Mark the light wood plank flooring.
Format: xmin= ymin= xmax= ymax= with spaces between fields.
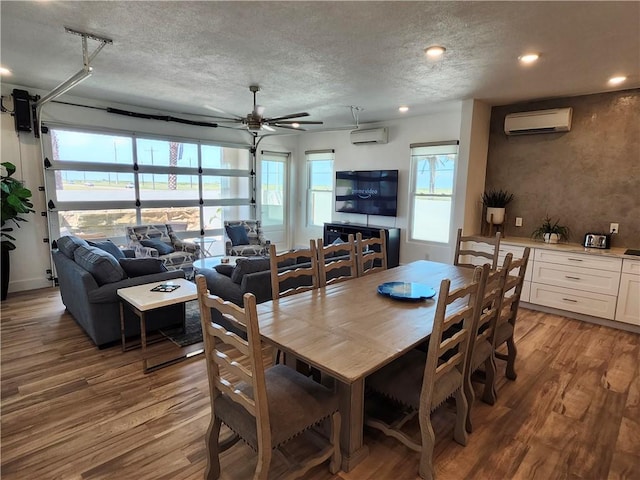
xmin=1 ymin=287 xmax=638 ymax=479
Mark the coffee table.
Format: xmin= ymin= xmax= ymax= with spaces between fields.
xmin=118 ymin=278 xmax=198 ymax=373
xmin=193 ymin=255 xmax=244 ymax=269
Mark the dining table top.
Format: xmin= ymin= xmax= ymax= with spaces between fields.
xmin=256 ymin=260 xmax=474 ymax=384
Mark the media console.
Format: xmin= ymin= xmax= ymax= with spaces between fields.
xmin=323 ymin=222 xmax=400 ymax=268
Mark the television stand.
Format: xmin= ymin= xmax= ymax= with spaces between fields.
xmin=323 ymin=222 xmax=400 ymax=268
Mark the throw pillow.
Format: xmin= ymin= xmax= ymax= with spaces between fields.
xmin=74 ymin=245 xmax=126 ymax=286
xmin=118 ymin=258 xmax=167 ymax=278
xmin=214 ymin=264 xmax=235 ymax=277
xmin=140 ymin=239 xmax=175 ymax=255
xmin=88 ymin=239 xmax=125 ymax=259
xmin=230 ymin=257 xmax=271 ymax=284
xmin=225 ymin=224 xmax=250 ymax=246
xmin=56 ymin=236 xmax=89 ymax=259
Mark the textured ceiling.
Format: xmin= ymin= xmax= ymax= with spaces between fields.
xmin=1 ymin=1 xmax=639 ymax=130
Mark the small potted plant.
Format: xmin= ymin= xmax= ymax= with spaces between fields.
xmin=1 ymin=162 xmax=34 ymax=300
xmin=481 ymin=188 xmax=514 ymax=225
xmin=531 ymin=215 xmax=570 ymax=244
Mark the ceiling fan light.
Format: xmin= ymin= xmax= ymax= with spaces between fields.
xmin=608 ymin=75 xmax=626 ymax=85
xmin=518 ymin=53 xmax=540 ymax=64
xmin=398 ymin=106 xmax=409 ymax=113
xmin=0 ymin=66 xmax=11 ymax=76
xmin=291 ymin=122 xmax=300 ymax=128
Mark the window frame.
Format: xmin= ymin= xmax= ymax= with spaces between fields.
xmin=306 ymin=150 xmax=335 ymax=227
xmin=408 ymin=141 xmax=459 ymax=244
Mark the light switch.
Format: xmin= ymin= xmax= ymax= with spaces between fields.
xmin=515 ymin=217 xmax=523 ymax=227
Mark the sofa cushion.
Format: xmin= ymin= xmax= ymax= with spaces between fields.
xmin=119 ymin=258 xmax=167 ymax=278
xmin=231 ymin=257 xmax=271 ymax=284
xmin=74 ymin=245 xmax=126 ymax=286
xmin=140 ymin=238 xmax=175 ymax=255
xmin=57 ymin=236 xmax=89 ymax=258
xmin=88 ymin=239 xmax=125 ymax=259
xmin=226 ymin=224 xmax=250 ymax=246
xmin=214 ymin=263 xmax=235 ymax=277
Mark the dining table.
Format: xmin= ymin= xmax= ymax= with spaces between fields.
xmin=255 ymin=259 xmax=474 ymax=471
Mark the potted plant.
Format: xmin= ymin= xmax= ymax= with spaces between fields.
xmin=1 ymin=162 xmax=34 ymax=300
xmin=481 ymin=188 xmax=514 ymax=225
xmin=531 ymin=215 xmax=570 ymax=244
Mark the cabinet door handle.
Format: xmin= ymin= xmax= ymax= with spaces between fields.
xmin=562 ymin=297 xmax=578 ymax=303
xmin=565 ymin=275 xmax=581 ymax=280
xmin=567 ymin=258 xmax=583 ymax=262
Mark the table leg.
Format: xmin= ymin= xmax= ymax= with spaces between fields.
xmin=336 ymin=378 xmax=370 ymax=472
xmin=141 ymin=312 xmax=149 ymax=373
xmin=120 ymin=302 xmax=126 ymax=352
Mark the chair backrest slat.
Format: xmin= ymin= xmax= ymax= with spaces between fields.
xmin=196 ymin=276 xmax=271 ymax=449
xmin=420 ymin=265 xmax=487 ymax=411
xmin=317 ymin=234 xmax=357 ymax=287
xmin=269 ymin=241 xmax=319 ymax=300
xmin=454 ymin=228 xmax=501 ymax=270
xmin=356 ymin=230 xmax=388 ymax=276
xmin=498 ymin=248 xmax=531 ymax=328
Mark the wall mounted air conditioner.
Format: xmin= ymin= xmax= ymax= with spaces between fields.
xmin=504 ymin=108 xmax=573 ymax=135
xmin=350 ymin=127 xmax=388 ymax=145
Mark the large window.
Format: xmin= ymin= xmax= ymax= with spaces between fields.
xmin=409 ymin=142 xmax=458 ymax=243
xmin=44 ymin=126 xmax=251 ymax=245
xmin=307 ymin=150 xmax=334 ymax=227
xmin=259 ymin=151 xmax=288 ymax=228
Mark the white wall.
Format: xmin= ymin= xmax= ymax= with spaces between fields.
xmin=295 ymin=101 xmax=490 ymax=264
xmin=0 ymin=83 xmax=297 ymax=294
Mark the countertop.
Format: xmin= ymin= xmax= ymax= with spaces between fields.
xmin=499 ymin=236 xmax=639 ymax=260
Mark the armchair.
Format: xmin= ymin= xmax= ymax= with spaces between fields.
xmin=126 ymin=224 xmax=201 ymax=277
xmin=223 ymin=219 xmax=270 ymax=257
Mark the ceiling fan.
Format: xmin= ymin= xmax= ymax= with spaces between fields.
xmin=206 ymin=85 xmax=323 ymax=132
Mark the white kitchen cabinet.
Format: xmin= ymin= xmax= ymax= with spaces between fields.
xmin=530 ymin=249 xmax=621 ymax=320
xmin=615 ymin=260 xmax=640 ymax=325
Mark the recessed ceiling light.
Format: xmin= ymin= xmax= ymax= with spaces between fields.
xmin=425 ymin=46 xmax=446 ymax=58
xmin=518 ymin=53 xmax=540 ymax=64
xmin=0 ymin=66 xmax=12 ymax=76
xmin=608 ymin=76 xmax=627 ymax=85
xmin=398 ymin=106 xmax=409 ymax=113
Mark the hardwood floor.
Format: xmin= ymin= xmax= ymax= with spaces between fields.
xmin=1 ymin=287 xmax=638 ymax=479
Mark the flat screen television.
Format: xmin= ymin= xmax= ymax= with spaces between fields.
xmin=335 ymin=169 xmax=399 ymax=217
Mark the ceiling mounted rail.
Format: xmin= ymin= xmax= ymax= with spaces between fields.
xmin=35 ymin=27 xmax=113 ymax=108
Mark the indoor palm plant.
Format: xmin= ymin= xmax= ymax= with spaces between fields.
xmin=1 ymin=162 xmax=34 ymax=300
xmin=481 ymin=188 xmax=514 ymax=225
xmin=531 ymin=215 xmax=570 ymax=244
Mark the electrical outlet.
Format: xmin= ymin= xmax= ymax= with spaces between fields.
xmin=610 ymin=223 xmax=619 ymax=234
xmin=515 ymin=217 xmax=523 ymax=227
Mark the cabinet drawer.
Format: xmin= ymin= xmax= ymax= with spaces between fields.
xmin=534 ymin=249 xmax=621 ymax=272
xmin=622 ymin=259 xmax=640 ymax=276
xmin=530 ymin=283 xmax=617 ymax=320
xmin=532 ymin=262 xmax=621 ymax=296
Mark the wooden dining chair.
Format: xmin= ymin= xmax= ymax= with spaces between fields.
xmin=356 ymin=231 xmax=388 ymax=276
xmin=453 ymin=228 xmax=501 ymax=270
xmin=365 ymin=265 xmax=488 ymax=480
xmin=463 ymin=254 xmax=512 ymax=433
xmin=494 ymin=247 xmax=531 ymax=381
xmin=195 ymin=276 xmax=342 ymax=480
xmin=317 ymin=234 xmax=358 ymax=287
xmin=269 ymin=241 xmax=319 ymax=301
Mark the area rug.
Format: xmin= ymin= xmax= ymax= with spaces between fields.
xmin=160 ymin=300 xmax=203 ymax=347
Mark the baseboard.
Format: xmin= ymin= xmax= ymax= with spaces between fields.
xmin=8 ymin=277 xmax=53 ymax=294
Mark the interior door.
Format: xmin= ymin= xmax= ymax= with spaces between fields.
xmin=258 ymin=151 xmax=289 ymax=249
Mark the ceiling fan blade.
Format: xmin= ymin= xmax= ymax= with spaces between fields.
xmin=272 ymin=124 xmax=307 ymax=131
xmin=203 ymin=104 xmax=243 ymax=121
xmin=274 ymin=120 xmax=324 ymax=125
xmin=266 ymin=112 xmax=310 ymax=122
xmin=262 ymin=124 xmax=276 ymax=132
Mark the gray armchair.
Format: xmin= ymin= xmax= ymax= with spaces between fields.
xmin=224 ymin=219 xmax=270 ymax=257
xmin=126 ymin=224 xmax=201 ymax=277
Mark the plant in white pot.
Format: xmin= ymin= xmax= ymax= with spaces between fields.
xmin=481 ymin=189 xmax=514 ymax=225
xmin=531 ymin=215 xmax=570 ymax=244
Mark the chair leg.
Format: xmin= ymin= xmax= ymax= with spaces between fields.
xmin=463 ymin=371 xmax=476 ymax=434
xmin=418 ymin=409 xmax=436 ymax=480
xmin=505 ymin=336 xmax=518 ymax=380
xmin=254 ymin=447 xmax=272 ymax=480
xmin=453 ymin=388 xmax=469 ymax=447
xmin=204 ymin=417 xmax=222 ymax=480
xmin=481 ymin=355 xmax=497 ymax=405
xmin=329 ymin=411 xmax=342 ymax=474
